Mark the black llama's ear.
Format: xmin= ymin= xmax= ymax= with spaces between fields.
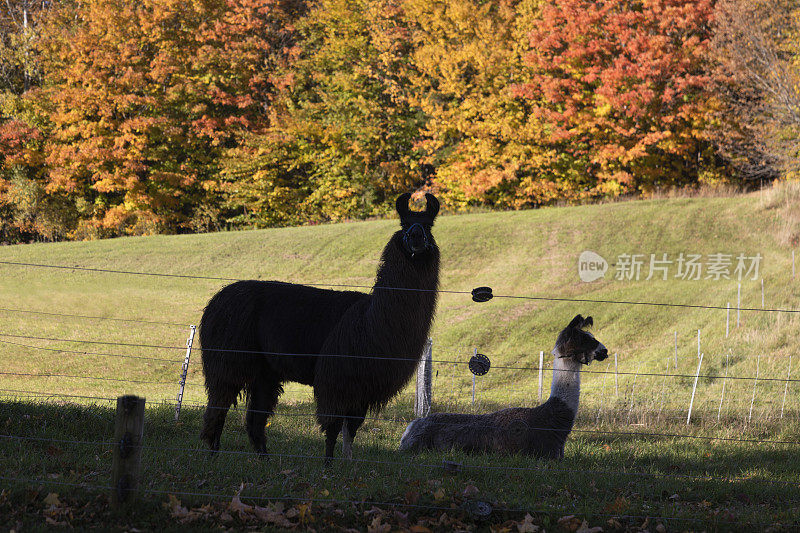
xmin=582 ymin=316 xmax=593 ymax=329
xmin=424 ymin=193 xmax=439 ymax=219
xmin=396 ymin=193 xmax=411 ymax=218
xmin=568 ymin=314 xmax=584 ymax=329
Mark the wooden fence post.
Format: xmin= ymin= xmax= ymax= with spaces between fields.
xmin=111 ymin=395 xmax=145 ymax=509
xmin=414 ymin=338 xmax=433 ymax=417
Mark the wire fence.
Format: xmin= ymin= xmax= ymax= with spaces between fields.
xmin=1 ymin=260 xmax=799 ymax=527
xmin=3 ymin=259 xmax=800 ymax=314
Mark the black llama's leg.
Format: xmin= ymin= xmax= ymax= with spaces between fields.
xmin=323 ymin=417 xmax=344 ymax=465
xmin=341 ymin=409 xmax=367 ymax=459
xmin=200 ymin=385 xmax=240 ymax=454
xmin=245 ymin=376 xmax=283 ymax=455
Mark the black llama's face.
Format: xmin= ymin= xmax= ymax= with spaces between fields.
xmin=396 ymin=193 xmax=439 ymax=257
xmin=554 ymin=314 xmax=608 ymax=365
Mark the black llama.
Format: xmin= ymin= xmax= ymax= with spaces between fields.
xmin=200 ymin=193 xmax=440 ymax=461
xmin=399 ymin=315 xmax=608 ymax=459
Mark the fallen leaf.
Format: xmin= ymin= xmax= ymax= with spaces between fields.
xmin=43 ymin=493 xmax=61 ymax=508
xmin=576 ymin=519 xmax=603 ymax=533
xmin=409 ymin=525 xmax=432 ymax=533
xmin=603 ymin=495 xmax=628 ymax=514
xmin=229 ymin=483 xmax=253 ymax=518
xmin=462 ymin=484 xmax=479 ymax=498
xmin=297 ymin=502 xmax=313 ymax=522
xmin=433 ymin=488 xmax=446 ymax=502
xmin=253 ymin=505 xmax=293 ymax=528
xmin=44 ymin=516 xmax=66 ymax=526
xmin=517 ymin=513 xmax=540 ymax=532
xmin=367 ymin=515 xmax=391 ymax=533
xmin=558 ymin=515 xmax=582 ymax=532
xmin=164 ymin=495 xmax=188 ymax=519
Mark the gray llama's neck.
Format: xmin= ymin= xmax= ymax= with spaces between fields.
xmin=549 ymin=350 xmax=583 ymax=415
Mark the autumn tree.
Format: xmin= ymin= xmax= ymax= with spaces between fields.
xmin=35 ymin=0 xmax=301 ymax=238
xmin=224 ymin=0 xmax=428 ymax=227
xmin=400 ymin=0 xmax=543 ymax=209
xmin=712 ymin=0 xmax=800 ymax=180
xmin=0 ymin=0 xmax=58 ymax=242
xmin=513 ymin=0 xmax=723 ymax=201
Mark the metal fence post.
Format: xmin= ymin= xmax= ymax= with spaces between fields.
xmin=175 ymin=325 xmax=196 ymax=421
xmin=414 ymin=338 xmax=433 ymax=417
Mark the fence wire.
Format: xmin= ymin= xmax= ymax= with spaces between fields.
xmin=2 ymin=332 xmax=798 ymax=383
xmin=3 ymin=259 xmax=799 ymax=314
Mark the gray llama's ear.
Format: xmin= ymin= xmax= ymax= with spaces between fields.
xmin=424 ymin=193 xmax=439 ymax=219
xmin=582 ymin=316 xmax=593 ymax=328
xmin=568 ymin=314 xmax=584 ymax=329
xmin=396 ymin=193 xmax=411 ymax=218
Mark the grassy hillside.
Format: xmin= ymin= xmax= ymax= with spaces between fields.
xmin=1 ymin=183 xmax=800 ymax=530
xmin=1 ymin=184 xmax=799 ymax=414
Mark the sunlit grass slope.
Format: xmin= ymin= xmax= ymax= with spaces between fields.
xmin=1 ymin=183 xmax=799 ymax=420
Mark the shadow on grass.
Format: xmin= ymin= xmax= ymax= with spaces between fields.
xmin=2 ymin=398 xmax=799 ymax=530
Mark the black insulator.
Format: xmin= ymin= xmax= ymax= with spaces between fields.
xmin=471 ymin=286 xmax=493 ymax=302
xmin=468 ymin=353 xmax=491 ymax=376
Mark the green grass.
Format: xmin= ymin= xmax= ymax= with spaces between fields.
xmin=1 ymin=183 xmax=800 ymax=530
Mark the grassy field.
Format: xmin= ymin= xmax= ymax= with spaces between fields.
xmin=1 ymin=183 xmax=800 ymax=530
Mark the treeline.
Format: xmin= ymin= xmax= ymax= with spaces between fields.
xmin=0 ymin=0 xmax=797 ymax=242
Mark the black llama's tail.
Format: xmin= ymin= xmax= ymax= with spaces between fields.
xmin=200 ymin=280 xmax=265 ymax=402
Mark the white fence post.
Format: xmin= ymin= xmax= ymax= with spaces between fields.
xmin=687 ymin=353 xmax=704 ymax=425
xmin=718 ymin=352 xmax=729 ymax=421
xmin=658 ymin=357 xmax=669 ymax=420
xmin=737 ymin=283 xmax=741 ymax=327
xmin=726 ymin=303 xmax=730 ymax=338
xmin=538 ymin=350 xmax=544 ymax=402
xmin=748 ymin=354 xmax=760 ymax=424
xmin=597 ymin=362 xmax=609 ymax=423
xmin=626 ymin=362 xmax=640 ymax=424
xmin=614 ymin=353 xmax=619 ymax=396
xmin=781 ymin=356 xmax=793 ymax=418
xmin=414 ymin=338 xmax=433 ymax=417
xmin=174 ymin=325 xmax=196 ymax=422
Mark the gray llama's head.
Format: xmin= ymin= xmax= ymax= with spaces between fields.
xmin=553 ymin=314 xmax=608 ymax=365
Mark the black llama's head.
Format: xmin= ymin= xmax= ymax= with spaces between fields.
xmin=554 ymin=314 xmax=608 ymax=365
xmin=396 ymin=193 xmax=439 ymax=258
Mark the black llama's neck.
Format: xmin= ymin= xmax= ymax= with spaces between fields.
xmin=367 ymin=231 xmax=440 ymax=354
